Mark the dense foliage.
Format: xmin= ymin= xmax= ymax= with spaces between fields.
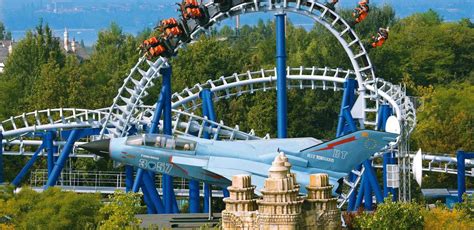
xmin=354 ymin=197 xmax=424 ymax=229
xmin=0 ymin=187 xmax=102 ymax=229
xmin=352 ymin=196 xmax=474 ymax=230
xmin=98 ymin=191 xmax=143 ymax=229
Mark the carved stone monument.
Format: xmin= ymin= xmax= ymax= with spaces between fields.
xmin=222 ymin=153 xmax=341 ymax=230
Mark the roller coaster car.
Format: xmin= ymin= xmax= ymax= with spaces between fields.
xmin=140 ymin=37 xmax=175 ymax=59
xmin=206 ymin=0 xmax=252 ymax=19
xmin=178 ymin=0 xmax=213 ymax=33
xmin=157 ymin=18 xmax=191 ymax=43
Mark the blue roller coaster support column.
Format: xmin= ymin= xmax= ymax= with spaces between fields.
xmin=135 ymin=73 xmax=167 ymax=214
xmin=0 ymin=132 xmax=4 ymax=183
xmin=457 ymin=150 xmax=474 ymax=202
xmin=200 ymin=89 xmax=216 ymax=213
xmin=161 ymin=65 xmax=179 ymax=214
xmin=204 ymin=184 xmax=211 ymax=213
xmin=125 ymin=166 xmax=134 ymax=192
xmin=354 ymin=176 xmax=365 ymax=209
xmin=12 ymin=143 xmax=46 ymax=186
xmin=189 ymin=180 xmax=200 ymax=213
xmin=143 ymin=171 xmax=164 ymax=213
xmin=45 ymin=131 xmax=56 ymax=176
xmin=133 ymin=170 xmax=157 ymax=214
xmin=45 ymin=129 xmax=81 ymax=188
xmin=363 ymin=173 xmax=372 ymax=210
xmin=337 ymin=79 xmax=358 ymax=210
xmin=337 ymin=79 xmax=357 ymax=137
xmin=276 ymin=12 xmax=287 ymax=139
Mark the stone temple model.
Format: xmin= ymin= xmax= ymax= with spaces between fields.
xmin=222 ymin=153 xmax=341 ymax=230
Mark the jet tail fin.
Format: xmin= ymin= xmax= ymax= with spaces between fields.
xmin=291 ymin=130 xmax=397 ymax=174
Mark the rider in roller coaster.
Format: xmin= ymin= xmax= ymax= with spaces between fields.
xmin=140 ymin=0 xmax=210 ymax=59
xmin=139 ymin=0 xmax=381 ymax=58
xmin=352 ymin=0 xmax=369 ymax=26
xmin=369 ymin=27 xmax=389 ymax=49
xmin=179 ymin=0 xmax=204 ymax=20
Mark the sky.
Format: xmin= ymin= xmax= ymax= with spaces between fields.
xmin=0 ymin=0 xmax=472 ymax=45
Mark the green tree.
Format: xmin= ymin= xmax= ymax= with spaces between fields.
xmin=99 ymin=191 xmax=143 ymax=229
xmin=0 ymin=22 xmax=65 ymax=119
xmin=1 ymin=187 xmax=102 ymax=229
xmin=412 ymin=82 xmax=473 ymax=154
xmin=370 ymin=10 xmax=474 ymax=88
xmin=0 ymin=22 xmax=12 ymax=40
xmin=79 ymin=23 xmax=140 ymax=109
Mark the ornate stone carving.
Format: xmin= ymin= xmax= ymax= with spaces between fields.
xmin=222 ymin=153 xmax=341 ymax=230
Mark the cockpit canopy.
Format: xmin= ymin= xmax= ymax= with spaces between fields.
xmin=126 ymin=134 xmax=197 ymax=151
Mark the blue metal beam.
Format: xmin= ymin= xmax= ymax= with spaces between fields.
xmin=143 ymin=171 xmax=164 ymax=213
xmin=156 ymin=65 xmax=179 ymax=214
xmin=363 ymin=160 xmax=384 ymax=203
xmin=12 ymin=144 xmax=45 ymax=187
xmin=276 ymin=12 xmax=287 ymax=139
xmin=204 ymin=183 xmax=211 ymax=213
xmin=337 ymin=79 xmax=358 ymax=211
xmin=125 ymin=165 xmax=134 ymax=192
xmin=188 ymin=180 xmax=200 ymax=213
xmin=45 ymin=129 xmax=82 ymax=189
xmin=342 ymin=107 xmax=358 ymax=134
xmin=337 ymin=79 xmax=357 ymax=137
xmin=457 ymin=150 xmax=474 ymax=202
xmin=45 ymin=131 xmax=56 ymax=176
xmin=363 ymin=173 xmax=372 ymax=210
xmin=200 ymin=89 xmax=212 ymax=213
xmin=355 ymin=176 xmax=365 ymax=209
xmin=0 ymin=132 xmax=3 ymax=183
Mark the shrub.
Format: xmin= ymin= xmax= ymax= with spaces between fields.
xmin=99 ymin=191 xmax=143 ymax=229
xmin=423 ymin=205 xmax=473 ymax=230
xmin=354 ymin=197 xmax=424 ymax=229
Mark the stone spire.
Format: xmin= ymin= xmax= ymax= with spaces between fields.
xmin=222 ymin=174 xmax=258 ymax=229
xmin=257 ymin=153 xmax=304 ymax=229
xmin=302 ymin=174 xmax=341 ymax=229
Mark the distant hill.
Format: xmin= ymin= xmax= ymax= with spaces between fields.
xmin=1 ymin=0 xmax=472 ymax=45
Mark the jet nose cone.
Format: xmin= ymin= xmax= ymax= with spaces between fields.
xmin=80 ymin=139 xmax=110 ymax=158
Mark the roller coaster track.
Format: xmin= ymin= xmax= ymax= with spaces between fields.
xmin=101 ymin=0 xmax=384 ymax=141
xmin=169 ymin=67 xmax=416 ymax=132
xmin=0 ymin=108 xmax=258 ymax=142
xmin=1 ymin=66 xmax=417 ymax=208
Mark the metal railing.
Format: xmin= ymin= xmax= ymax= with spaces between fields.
xmin=29 ymin=169 xmax=192 ymax=191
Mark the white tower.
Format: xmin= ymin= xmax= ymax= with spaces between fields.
xmin=63 ymin=28 xmax=69 ymax=52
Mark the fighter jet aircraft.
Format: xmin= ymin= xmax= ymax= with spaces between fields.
xmin=81 ymin=130 xmax=397 ymax=194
